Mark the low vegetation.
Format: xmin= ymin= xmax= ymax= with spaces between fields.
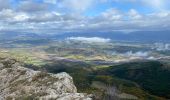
xmin=32 ymin=60 xmax=170 ymax=100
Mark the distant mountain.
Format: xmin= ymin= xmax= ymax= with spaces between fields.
xmin=52 ymin=31 xmax=170 ymax=43
xmin=0 ymin=30 xmax=170 ymax=43
xmin=0 ymin=31 xmax=41 ymax=40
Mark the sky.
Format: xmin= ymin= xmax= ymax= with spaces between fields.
xmin=0 ymin=0 xmax=170 ymax=34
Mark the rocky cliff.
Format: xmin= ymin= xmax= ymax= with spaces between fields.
xmin=0 ymin=58 xmax=92 ymax=100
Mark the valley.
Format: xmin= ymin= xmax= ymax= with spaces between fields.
xmin=0 ymin=33 xmax=170 ymax=100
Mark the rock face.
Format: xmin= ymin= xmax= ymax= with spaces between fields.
xmin=0 ymin=58 xmax=92 ymax=100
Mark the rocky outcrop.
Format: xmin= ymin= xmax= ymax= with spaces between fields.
xmin=0 ymin=58 xmax=92 ymax=100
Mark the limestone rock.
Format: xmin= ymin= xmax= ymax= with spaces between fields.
xmin=0 ymin=58 xmax=92 ymax=100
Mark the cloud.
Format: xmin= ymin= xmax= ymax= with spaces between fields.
xmin=0 ymin=0 xmax=10 ymax=10
xmin=112 ymin=51 xmax=149 ymax=58
xmin=142 ymin=0 xmax=168 ymax=11
xmin=153 ymin=43 xmax=170 ymax=51
xmin=44 ymin=0 xmax=57 ymax=4
xmin=0 ymin=9 xmax=29 ymax=22
xmin=0 ymin=0 xmax=170 ymax=34
xmin=44 ymin=0 xmax=101 ymax=13
xmin=17 ymin=1 xmax=49 ymax=12
xmin=57 ymin=0 xmax=95 ymax=13
xmin=101 ymin=8 xmax=123 ymax=20
xmin=124 ymin=51 xmax=149 ymax=57
xmin=128 ymin=9 xmax=143 ymax=20
xmin=66 ymin=37 xmax=111 ymax=43
xmin=1 ymin=8 xmax=170 ymax=33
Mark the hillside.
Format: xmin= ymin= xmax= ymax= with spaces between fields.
xmin=101 ymin=61 xmax=170 ymax=99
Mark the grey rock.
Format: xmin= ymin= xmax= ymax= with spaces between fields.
xmin=0 ymin=58 xmax=92 ymax=100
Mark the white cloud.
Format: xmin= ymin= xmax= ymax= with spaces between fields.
xmin=17 ymin=1 xmax=48 ymax=12
xmin=128 ymin=9 xmax=142 ymax=20
xmin=57 ymin=0 xmax=95 ymax=13
xmin=142 ymin=0 xmax=166 ymax=11
xmin=1 ymin=8 xmax=170 ymax=33
xmin=66 ymin=37 xmax=111 ymax=43
xmin=101 ymin=8 xmax=123 ymax=20
xmin=44 ymin=0 xmax=57 ymax=4
xmin=112 ymin=51 xmax=149 ymax=58
xmin=0 ymin=0 xmax=170 ymax=33
xmin=0 ymin=0 xmax=10 ymax=10
xmin=14 ymin=13 xmax=29 ymax=22
xmin=124 ymin=51 xmax=149 ymax=57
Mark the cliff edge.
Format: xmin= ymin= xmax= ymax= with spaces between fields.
xmin=0 ymin=58 xmax=92 ymax=100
